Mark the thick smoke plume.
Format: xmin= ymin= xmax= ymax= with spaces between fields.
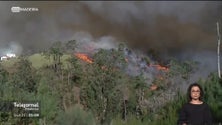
xmin=71 ymin=32 xmax=118 ymax=53
xmin=0 ymin=1 xmax=221 ymax=73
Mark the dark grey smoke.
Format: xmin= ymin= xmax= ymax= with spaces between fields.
xmin=0 ymin=1 xmax=221 ymax=59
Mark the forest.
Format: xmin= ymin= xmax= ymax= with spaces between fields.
xmin=0 ymin=40 xmax=222 ymax=125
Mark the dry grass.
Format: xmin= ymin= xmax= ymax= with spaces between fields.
xmin=0 ymin=53 xmax=72 ymax=70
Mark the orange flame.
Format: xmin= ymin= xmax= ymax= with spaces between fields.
xmin=125 ymin=58 xmax=128 ymax=63
xmin=74 ymin=53 xmax=93 ymax=63
xmin=149 ymin=64 xmax=169 ymax=72
xmin=150 ymin=84 xmax=158 ymax=91
xmin=157 ymin=75 xmax=164 ymax=80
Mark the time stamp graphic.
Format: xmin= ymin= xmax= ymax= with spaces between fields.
xmin=13 ymin=113 xmax=40 ymax=118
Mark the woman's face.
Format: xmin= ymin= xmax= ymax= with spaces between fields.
xmin=190 ymin=86 xmax=201 ymax=100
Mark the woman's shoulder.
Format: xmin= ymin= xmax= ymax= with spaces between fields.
xmin=183 ymin=102 xmax=210 ymax=108
xmin=183 ymin=102 xmax=191 ymax=106
xmin=201 ymin=102 xmax=211 ymax=108
xmin=181 ymin=102 xmax=191 ymax=109
xmin=182 ymin=101 xmax=204 ymax=106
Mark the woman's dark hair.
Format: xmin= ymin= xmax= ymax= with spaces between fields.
xmin=187 ymin=82 xmax=204 ymax=101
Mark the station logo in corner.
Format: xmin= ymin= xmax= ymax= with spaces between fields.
xmin=11 ymin=6 xmax=39 ymax=13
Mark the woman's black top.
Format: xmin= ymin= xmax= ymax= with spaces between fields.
xmin=178 ymin=102 xmax=212 ymax=125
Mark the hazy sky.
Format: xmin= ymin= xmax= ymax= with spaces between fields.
xmin=0 ymin=1 xmax=221 ymax=58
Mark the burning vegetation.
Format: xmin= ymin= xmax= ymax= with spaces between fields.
xmin=74 ymin=53 xmax=93 ymax=63
xmin=74 ymin=53 xmax=170 ymax=75
xmin=1 ymin=40 xmax=222 ymax=125
xmin=149 ymin=64 xmax=169 ymax=72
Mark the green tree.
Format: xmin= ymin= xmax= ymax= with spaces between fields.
xmin=10 ymin=57 xmax=38 ymax=93
xmin=0 ymin=63 xmax=9 ymax=99
xmin=60 ymin=56 xmax=84 ymax=111
xmin=0 ymin=64 xmax=12 ymax=124
xmin=37 ymin=75 xmax=61 ymax=125
xmin=130 ymin=75 xmax=147 ymax=119
xmin=56 ymin=105 xmax=96 ymax=125
xmin=168 ymin=59 xmax=198 ymax=80
xmin=0 ymin=63 xmax=8 ymax=84
xmin=43 ymin=41 xmax=64 ymax=72
xmin=80 ymin=47 xmax=127 ymax=125
xmin=200 ymin=73 xmax=222 ymax=124
xmin=0 ymin=58 xmax=40 ymax=125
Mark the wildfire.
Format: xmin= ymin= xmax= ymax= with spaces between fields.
xmin=157 ymin=75 xmax=164 ymax=80
xmin=149 ymin=64 xmax=169 ymax=72
xmin=74 ymin=53 xmax=93 ymax=63
xmin=125 ymin=58 xmax=128 ymax=63
xmin=74 ymin=52 xmax=169 ymax=73
xmin=150 ymin=84 xmax=158 ymax=91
